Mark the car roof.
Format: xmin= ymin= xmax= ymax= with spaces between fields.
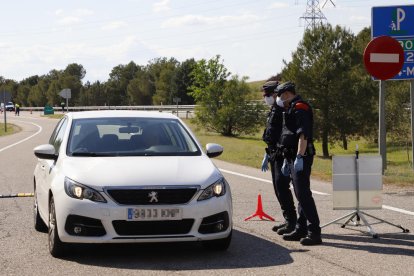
xmin=67 ymin=110 xmax=179 ymax=120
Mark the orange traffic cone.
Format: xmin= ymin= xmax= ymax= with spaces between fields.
xmin=244 ymin=194 xmax=275 ymax=221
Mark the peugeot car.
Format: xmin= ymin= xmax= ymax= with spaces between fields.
xmin=33 ymin=111 xmax=232 ymax=257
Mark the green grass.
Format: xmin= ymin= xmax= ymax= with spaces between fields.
xmin=247 ymin=79 xmax=266 ymax=92
xmin=184 ymin=119 xmax=414 ymax=186
xmin=41 ymin=114 xmax=64 ymax=119
xmin=0 ymin=123 xmax=20 ymax=136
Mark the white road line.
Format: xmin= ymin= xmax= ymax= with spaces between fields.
xmin=0 ymin=121 xmax=42 ymax=153
xmin=219 ymin=168 xmax=330 ymax=195
xmin=383 ymin=205 xmax=414 ymax=216
xmin=219 ymin=168 xmax=414 ymax=216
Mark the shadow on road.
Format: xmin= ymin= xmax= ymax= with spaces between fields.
xmin=322 ymin=232 xmax=414 ymax=256
xmin=63 ymin=230 xmax=294 ymax=270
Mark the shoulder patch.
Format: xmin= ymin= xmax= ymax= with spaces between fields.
xmin=294 ymin=102 xmax=309 ymax=111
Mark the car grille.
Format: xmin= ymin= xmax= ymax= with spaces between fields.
xmin=112 ymin=219 xmax=195 ymax=236
xmin=106 ymin=187 xmax=198 ymax=205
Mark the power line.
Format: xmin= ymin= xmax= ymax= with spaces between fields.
xmin=299 ymin=0 xmax=328 ymax=29
xmin=297 ymin=0 xmax=338 ymax=29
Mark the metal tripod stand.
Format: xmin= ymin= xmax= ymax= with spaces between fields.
xmin=322 ymin=147 xmax=410 ymax=238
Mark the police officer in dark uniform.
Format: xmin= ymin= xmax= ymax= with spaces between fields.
xmin=275 ymin=81 xmax=322 ymax=246
xmin=261 ymin=81 xmax=297 ymax=235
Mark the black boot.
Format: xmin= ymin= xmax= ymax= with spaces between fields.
xmin=271 ymin=222 xmax=287 ymax=232
xmin=282 ymin=230 xmax=307 ymax=241
xmin=300 ymin=235 xmax=322 ymax=246
xmin=276 ymin=223 xmax=296 ymax=235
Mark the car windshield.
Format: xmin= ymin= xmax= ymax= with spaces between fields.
xmin=67 ymin=117 xmax=201 ymax=157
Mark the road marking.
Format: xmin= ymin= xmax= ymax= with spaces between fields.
xmin=219 ymin=168 xmax=330 ymax=195
xmin=219 ymin=168 xmax=414 ymax=216
xmin=383 ymin=205 xmax=414 ymax=216
xmin=0 ymin=121 xmax=42 ymax=153
xmin=370 ymin=53 xmax=400 ymax=63
xmin=0 ymin=193 xmax=34 ymax=198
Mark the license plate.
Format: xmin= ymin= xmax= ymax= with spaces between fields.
xmin=127 ymin=207 xmax=182 ymax=221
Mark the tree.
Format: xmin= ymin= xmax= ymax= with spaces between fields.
xmin=146 ymin=57 xmax=179 ymax=105
xmin=46 ymin=80 xmax=61 ymax=106
xmin=81 ymin=81 xmax=107 ymax=106
xmin=282 ymin=24 xmax=375 ymax=157
xmin=127 ymin=71 xmax=154 ymax=105
xmin=190 ymin=55 xmax=266 ymax=136
xmin=174 ymin=58 xmax=196 ymax=104
xmin=106 ymin=61 xmax=140 ymax=105
xmin=385 ymin=81 xmax=411 ymax=163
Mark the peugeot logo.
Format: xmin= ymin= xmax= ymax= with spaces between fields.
xmin=148 ymin=191 xmax=158 ymax=203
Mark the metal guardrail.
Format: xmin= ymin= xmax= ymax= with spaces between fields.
xmin=18 ymin=105 xmax=196 ymax=118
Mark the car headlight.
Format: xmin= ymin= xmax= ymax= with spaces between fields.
xmin=64 ymin=177 xmax=106 ymax=203
xmin=198 ymin=178 xmax=226 ymax=201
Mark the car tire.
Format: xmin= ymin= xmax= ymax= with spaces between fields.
xmin=48 ymin=196 xmax=66 ymax=257
xmin=34 ymin=189 xmax=47 ymax=233
xmin=202 ymin=230 xmax=232 ymax=251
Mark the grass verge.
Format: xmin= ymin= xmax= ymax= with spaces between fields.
xmin=0 ymin=123 xmax=20 ymax=136
xmin=41 ymin=114 xmax=64 ymax=119
xmin=183 ymin=119 xmax=414 ymax=186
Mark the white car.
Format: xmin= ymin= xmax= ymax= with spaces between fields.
xmin=5 ymin=101 xmax=14 ymax=111
xmin=33 ymin=111 xmax=232 ymax=257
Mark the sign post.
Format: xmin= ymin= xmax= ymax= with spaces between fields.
xmin=371 ymin=4 xmax=414 ymax=171
xmin=1 ymin=90 xmax=11 ymax=132
xmin=59 ymin=89 xmax=71 ymax=112
xmin=173 ymin=97 xmax=181 ymax=117
xmin=363 ymin=36 xmax=404 ymax=172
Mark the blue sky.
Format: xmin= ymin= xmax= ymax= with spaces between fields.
xmin=0 ymin=0 xmax=399 ymax=83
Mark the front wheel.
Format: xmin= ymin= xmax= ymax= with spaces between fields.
xmin=48 ymin=196 xmax=66 ymax=257
xmin=202 ymin=230 xmax=232 ymax=251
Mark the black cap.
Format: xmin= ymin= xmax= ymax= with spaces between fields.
xmin=275 ymin=81 xmax=295 ymax=96
xmin=261 ymin=81 xmax=279 ymax=96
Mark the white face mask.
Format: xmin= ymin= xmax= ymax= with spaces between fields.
xmin=264 ymin=96 xmax=275 ymax=106
xmin=276 ymin=96 xmax=285 ymax=108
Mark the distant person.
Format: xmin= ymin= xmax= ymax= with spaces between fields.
xmin=61 ymin=101 xmax=65 ymax=112
xmin=15 ymin=103 xmax=20 ymax=116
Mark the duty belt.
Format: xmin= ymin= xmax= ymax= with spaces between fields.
xmin=265 ymin=147 xmax=283 ymax=162
xmin=277 ymin=143 xmax=315 ymax=160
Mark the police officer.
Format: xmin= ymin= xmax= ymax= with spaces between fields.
xmin=275 ymin=81 xmax=322 ymax=246
xmin=261 ymin=81 xmax=297 ymax=235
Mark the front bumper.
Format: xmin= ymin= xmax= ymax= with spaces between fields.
xmin=54 ymin=189 xmax=232 ymax=244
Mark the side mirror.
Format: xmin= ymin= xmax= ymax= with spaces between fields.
xmin=34 ymin=144 xmax=57 ymax=160
xmin=206 ymin=143 xmax=223 ymax=158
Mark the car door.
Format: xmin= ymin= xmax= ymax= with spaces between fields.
xmin=37 ymin=117 xmax=68 ymax=216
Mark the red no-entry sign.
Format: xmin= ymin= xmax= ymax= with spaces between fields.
xmin=363 ymin=36 xmax=404 ymax=80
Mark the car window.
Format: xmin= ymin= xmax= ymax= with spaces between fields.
xmin=51 ymin=118 xmax=68 ymax=153
xmin=67 ymin=117 xmax=201 ymax=156
xmin=49 ymin=117 xmax=66 ymax=144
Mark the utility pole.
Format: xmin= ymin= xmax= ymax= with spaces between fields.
xmin=299 ymin=0 xmax=335 ymax=30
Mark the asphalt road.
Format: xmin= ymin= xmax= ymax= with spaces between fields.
xmin=0 ymin=111 xmax=413 ymax=276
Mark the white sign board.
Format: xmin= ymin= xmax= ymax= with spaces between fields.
xmin=59 ymin=89 xmax=71 ymax=99
xmin=332 ymin=155 xmax=383 ymax=210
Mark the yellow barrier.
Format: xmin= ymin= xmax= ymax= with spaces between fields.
xmin=0 ymin=193 xmax=34 ymax=198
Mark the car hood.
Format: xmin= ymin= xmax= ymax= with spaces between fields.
xmin=61 ymin=156 xmax=222 ymax=189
